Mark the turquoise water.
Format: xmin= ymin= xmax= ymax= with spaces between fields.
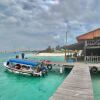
xmin=27 ymin=56 xmax=65 ymax=62
xmin=30 ymin=55 xmax=100 ymax=100
xmin=0 ymin=53 xmax=71 ymax=100
xmin=91 ymin=72 xmax=100 ymax=100
xmin=0 ymin=52 xmax=20 ymax=62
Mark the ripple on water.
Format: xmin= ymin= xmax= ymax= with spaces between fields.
xmin=0 ymin=54 xmax=71 ymax=100
xmin=91 ymin=72 xmax=100 ymax=100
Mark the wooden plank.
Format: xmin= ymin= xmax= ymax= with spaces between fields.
xmin=50 ymin=63 xmax=94 ymax=100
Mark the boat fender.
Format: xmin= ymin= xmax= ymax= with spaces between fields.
xmin=39 ymin=71 xmax=42 ymax=76
xmin=90 ymin=66 xmax=98 ymax=73
xmin=47 ymin=64 xmax=52 ymax=70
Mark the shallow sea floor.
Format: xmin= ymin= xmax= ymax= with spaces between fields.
xmin=0 ymin=53 xmax=71 ymax=100
xmin=91 ymin=72 xmax=100 ymax=100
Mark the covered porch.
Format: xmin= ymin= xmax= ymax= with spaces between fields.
xmin=85 ymin=48 xmax=100 ymax=63
xmin=66 ymin=42 xmax=84 ymax=62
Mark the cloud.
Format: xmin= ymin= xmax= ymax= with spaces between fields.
xmin=0 ymin=12 xmax=6 ymax=17
xmin=0 ymin=0 xmax=100 ymax=51
xmin=0 ymin=0 xmax=11 ymax=4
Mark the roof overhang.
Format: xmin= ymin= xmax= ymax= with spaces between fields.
xmin=66 ymin=42 xmax=84 ymax=50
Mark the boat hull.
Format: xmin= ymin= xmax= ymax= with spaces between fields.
xmin=4 ymin=62 xmax=42 ymax=77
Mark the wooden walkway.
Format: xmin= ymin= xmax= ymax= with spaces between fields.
xmin=50 ymin=63 xmax=94 ymax=100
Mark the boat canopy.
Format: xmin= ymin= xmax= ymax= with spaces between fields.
xmin=8 ymin=59 xmax=40 ymax=67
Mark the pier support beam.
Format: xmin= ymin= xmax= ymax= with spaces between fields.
xmin=60 ymin=67 xmax=64 ymax=74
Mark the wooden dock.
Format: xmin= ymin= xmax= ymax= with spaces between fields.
xmin=50 ymin=63 xmax=94 ymax=100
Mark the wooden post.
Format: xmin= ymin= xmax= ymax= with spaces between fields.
xmin=65 ymin=49 xmax=67 ymax=61
xmin=60 ymin=67 xmax=63 ymax=74
xmin=65 ymin=31 xmax=68 ymax=61
xmin=84 ymin=44 xmax=86 ymax=62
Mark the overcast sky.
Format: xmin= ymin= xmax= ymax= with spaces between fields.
xmin=0 ymin=0 xmax=100 ymax=51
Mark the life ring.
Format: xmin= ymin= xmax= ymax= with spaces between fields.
xmin=90 ymin=67 xmax=98 ymax=73
xmin=47 ymin=64 xmax=52 ymax=70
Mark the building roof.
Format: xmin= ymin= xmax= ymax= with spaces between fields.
xmin=77 ymin=28 xmax=100 ymax=42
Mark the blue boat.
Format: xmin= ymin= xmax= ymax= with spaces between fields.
xmin=8 ymin=58 xmax=40 ymax=67
xmin=4 ymin=59 xmax=48 ymax=77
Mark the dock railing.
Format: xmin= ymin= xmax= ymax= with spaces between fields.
xmin=85 ymin=56 xmax=100 ymax=63
xmin=85 ymin=39 xmax=100 ymax=46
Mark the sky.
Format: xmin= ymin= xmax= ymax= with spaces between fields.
xmin=0 ymin=0 xmax=100 ymax=51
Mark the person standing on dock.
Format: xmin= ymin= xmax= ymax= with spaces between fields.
xmin=21 ymin=53 xmax=25 ymax=59
xmin=16 ymin=55 xmax=19 ymax=59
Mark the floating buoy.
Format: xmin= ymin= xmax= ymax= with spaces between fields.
xmin=47 ymin=64 xmax=52 ymax=70
xmin=90 ymin=67 xmax=98 ymax=73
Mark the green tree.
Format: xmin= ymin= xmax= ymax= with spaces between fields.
xmin=56 ymin=45 xmax=61 ymax=50
xmin=46 ymin=46 xmax=54 ymax=52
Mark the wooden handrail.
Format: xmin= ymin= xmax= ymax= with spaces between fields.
xmin=85 ymin=39 xmax=100 ymax=46
xmin=85 ymin=56 xmax=100 ymax=63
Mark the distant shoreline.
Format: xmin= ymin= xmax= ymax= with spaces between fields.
xmin=26 ymin=52 xmax=74 ymax=57
xmin=34 ymin=53 xmax=65 ymax=56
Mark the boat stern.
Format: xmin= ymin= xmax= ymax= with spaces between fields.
xmin=3 ymin=62 xmax=8 ymax=68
